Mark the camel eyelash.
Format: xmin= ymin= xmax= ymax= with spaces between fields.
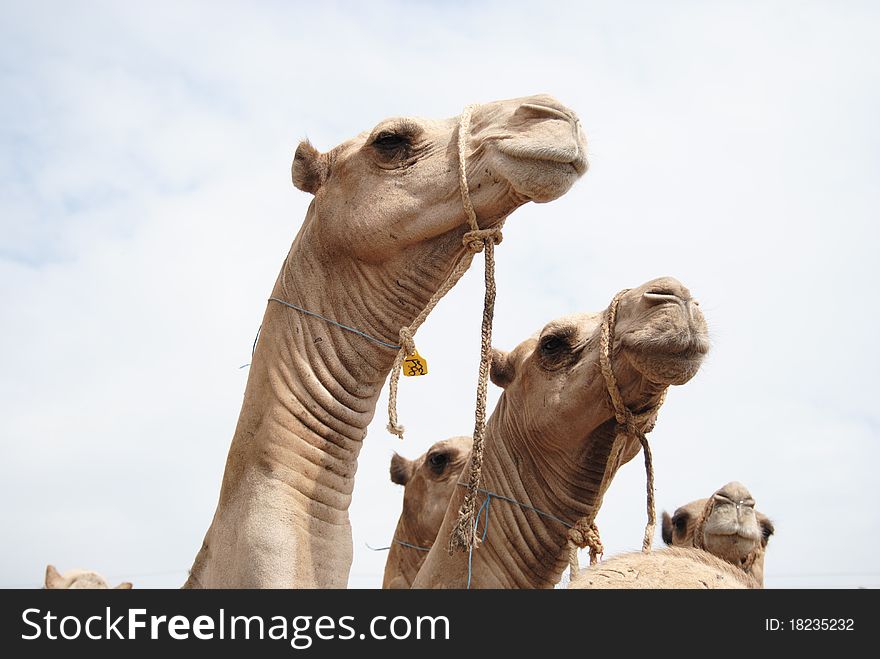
xmin=368 ymin=119 xmax=421 ymax=145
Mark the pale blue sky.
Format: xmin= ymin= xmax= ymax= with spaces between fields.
xmin=1 ymin=1 xmax=878 ymax=588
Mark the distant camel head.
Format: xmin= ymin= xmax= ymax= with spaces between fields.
xmin=291 ymin=94 xmax=587 ymax=263
xmin=44 ymin=565 xmax=132 ymax=589
xmin=390 ymin=436 xmax=473 ymax=549
xmin=661 ymin=481 xmax=775 ymax=585
xmin=383 ymin=436 xmax=473 ymax=588
xmin=489 ymin=276 xmax=709 ymax=454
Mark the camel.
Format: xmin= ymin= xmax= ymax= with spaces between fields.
xmin=44 ymin=565 xmax=132 ymax=589
xmin=568 ymin=482 xmax=774 ymax=589
xmin=383 ymin=436 xmax=473 ymax=588
xmin=661 ymin=481 xmax=774 ymax=585
xmin=411 ymin=277 xmax=709 ymax=588
xmin=185 ymin=95 xmax=588 ymax=588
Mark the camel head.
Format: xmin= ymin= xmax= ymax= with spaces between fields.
xmin=489 ymin=276 xmax=709 ymax=454
xmin=44 ymin=564 xmax=132 ymax=589
xmin=390 ymin=436 xmax=473 ymax=547
xmin=291 ymin=94 xmax=587 ymax=263
xmin=661 ymin=482 xmax=775 ymax=585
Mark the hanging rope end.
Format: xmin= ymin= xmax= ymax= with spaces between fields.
xmin=642 ymin=522 xmax=656 ymax=553
xmin=447 ymin=516 xmax=478 ymax=555
xmin=386 ymin=421 xmax=405 ymax=440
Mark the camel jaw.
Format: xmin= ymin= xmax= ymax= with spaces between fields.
xmin=625 ymin=341 xmax=709 ymax=386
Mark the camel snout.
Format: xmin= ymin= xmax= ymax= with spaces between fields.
xmin=516 ymin=101 xmax=576 ymax=124
xmin=642 ymin=278 xmax=692 ymax=306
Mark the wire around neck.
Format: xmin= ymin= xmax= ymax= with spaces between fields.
xmin=453 ymin=481 xmax=590 ymax=589
xmin=365 ymin=539 xmax=431 ymax=553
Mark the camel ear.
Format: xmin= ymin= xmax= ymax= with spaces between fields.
xmin=292 ymin=140 xmax=327 ymax=194
xmin=758 ymin=513 xmax=775 ymax=547
xmin=114 ymin=582 xmax=133 ymax=589
xmin=45 ymin=565 xmax=64 ymax=589
xmin=390 ymin=453 xmax=414 ymax=486
xmin=489 ymin=348 xmax=514 ymax=388
xmin=661 ymin=511 xmax=674 ymax=545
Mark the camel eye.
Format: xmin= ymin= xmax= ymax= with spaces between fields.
xmin=428 ymin=453 xmax=448 ymax=469
xmin=540 ymin=335 xmax=565 ymax=355
xmin=372 ymin=132 xmax=409 ymax=152
xmin=673 ymin=513 xmax=689 ymax=534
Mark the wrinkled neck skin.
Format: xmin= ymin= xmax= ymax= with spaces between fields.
xmin=186 ymin=208 xmax=483 ymax=589
xmin=382 ymin=512 xmax=435 ymax=589
xmin=412 ymin=351 xmax=666 ymax=589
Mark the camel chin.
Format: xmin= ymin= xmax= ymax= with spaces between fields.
xmin=625 ymin=350 xmax=707 ymax=386
xmin=492 ymin=153 xmax=586 ymax=203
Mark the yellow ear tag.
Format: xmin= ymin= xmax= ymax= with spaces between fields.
xmin=402 ymin=350 xmax=429 ymax=377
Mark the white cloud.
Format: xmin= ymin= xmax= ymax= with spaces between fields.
xmin=1 ymin=1 xmax=878 ymax=589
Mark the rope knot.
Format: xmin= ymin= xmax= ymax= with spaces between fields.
xmin=397 ymin=327 xmax=416 ymax=357
xmin=462 ymin=227 xmax=503 ymax=253
xmin=386 ymin=420 xmax=405 ymax=439
xmin=568 ymin=519 xmax=604 ymax=566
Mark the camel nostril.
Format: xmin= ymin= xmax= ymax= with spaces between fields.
xmin=643 ymin=290 xmax=683 ymax=306
xmin=516 ymin=102 xmax=574 ymax=123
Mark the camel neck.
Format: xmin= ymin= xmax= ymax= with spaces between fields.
xmin=187 ymin=229 xmax=468 ymax=588
xmin=467 ymin=377 xmax=666 ymax=588
xmin=231 ymin=241 xmax=445 ymax=508
xmin=462 ymin=404 xmax=623 ymax=588
xmin=413 ymin=383 xmax=664 ymax=589
xmin=382 ymin=514 xmax=433 ymax=588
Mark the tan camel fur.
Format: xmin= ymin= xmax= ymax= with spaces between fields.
xmin=568 ymin=546 xmax=760 ymax=589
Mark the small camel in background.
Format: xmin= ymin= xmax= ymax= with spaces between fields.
xmin=383 ymin=436 xmax=472 ymax=588
xmin=44 ymin=565 xmax=132 ymax=589
xmin=570 ymin=481 xmax=774 ymax=589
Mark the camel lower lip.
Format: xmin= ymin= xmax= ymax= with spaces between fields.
xmin=497 ymin=147 xmax=588 ymax=175
xmin=640 ymin=344 xmax=709 ymax=362
xmin=709 ymin=529 xmax=758 ymax=540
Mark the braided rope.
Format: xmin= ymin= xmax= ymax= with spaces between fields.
xmin=447 ymin=105 xmax=502 ymax=554
xmin=691 ymin=496 xmax=716 ymax=553
xmin=386 ymin=104 xmax=505 ymax=447
xmin=566 ymin=289 xmax=669 ymax=579
xmin=378 ymin=104 xmax=503 ymax=557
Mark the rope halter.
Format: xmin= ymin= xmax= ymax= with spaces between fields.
xmin=566 ymin=289 xmax=669 ymax=578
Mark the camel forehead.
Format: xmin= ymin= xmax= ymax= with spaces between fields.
xmin=345 ymin=117 xmax=455 ymax=147
xmin=500 ymin=312 xmax=601 ymax=363
xmin=538 ymin=312 xmax=601 ymax=336
xmin=323 ymin=92 xmax=579 ymax=155
xmin=676 ymin=498 xmax=709 ymax=519
xmin=411 ymin=436 xmax=473 ymax=482
xmin=424 ymin=436 xmax=473 ymax=457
